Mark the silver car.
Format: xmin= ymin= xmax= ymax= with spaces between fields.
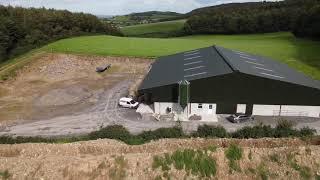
xmin=227 ymin=113 xmax=254 ymax=123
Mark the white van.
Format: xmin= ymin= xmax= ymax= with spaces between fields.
xmin=118 ymin=97 xmax=139 ymax=109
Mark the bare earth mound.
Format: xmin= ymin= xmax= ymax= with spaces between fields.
xmin=0 ymin=138 xmax=319 ymax=179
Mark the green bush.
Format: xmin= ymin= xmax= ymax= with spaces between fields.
xmin=152 ymin=155 xmax=171 ymax=171
xmin=274 ymin=119 xmax=298 ymax=138
xmin=276 ymin=119 xmax=294 ymax=129
xmin=153 ymin=148 xmax=217 ymax=178
xmin=232 ymin=122 xmax=316 ymax=139
xmin=257 ymin=162 xmax=269 ymax=180
xmin=0 ymin=123 xmax=316 ymax=145
xmin=231 ymin=125 xmax=274 ymax=138
xmin=89 ymin=125 xmax=132 ymax=141
xmin=194 ymin=125 xmax=228 ymax=138
xmin=225 ymin=144 xmax=243 ymax=173
xmin=138 ymin=126 xmax=185 ymax=142
xmin=269 ymin=153 xmax=281 ymax=165
xmin=225 ymin=144 xmax=243 ymax=161
xmin=0 ymin=136 xmax=57 ymax=144
xmin=298 ymin=127 xmax=316 ymax=137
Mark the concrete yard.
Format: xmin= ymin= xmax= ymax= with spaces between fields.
xmin=0 ymin=53 xmax=319 ymax=137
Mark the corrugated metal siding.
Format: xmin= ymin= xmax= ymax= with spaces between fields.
xmin=139 ymin=72 xmax=320 ymax=106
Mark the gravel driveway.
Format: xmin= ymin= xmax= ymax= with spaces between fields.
xmin=0 ymin=80 xmax=177 ymax=137
xmin=1 ymin=79 xmax=319 ymax=137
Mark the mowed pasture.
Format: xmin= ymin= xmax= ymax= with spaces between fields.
xmin=121 ymin=19 xmax=186 ymax=37
xmin=1 ymin=32 xmax=320 ymax=80
xmin=43 ymin=32 xmax=320 ymax=80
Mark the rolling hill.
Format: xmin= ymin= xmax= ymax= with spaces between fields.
xmin=121 ymin=19 xmax=186 ymax=37
xmin=2 ymin=32 xmax=320 ymax=81
xmin=106 ymin=11 xmax=184 ymax=27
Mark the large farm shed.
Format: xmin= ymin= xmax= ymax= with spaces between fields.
xmin=138 ymin=46 xmax=320 ymax=121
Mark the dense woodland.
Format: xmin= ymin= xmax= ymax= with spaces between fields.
xmin=0 ymin=6 xmax=122 ymax=62
xmin=0 ymin=1 xmax=319 ymax=62
xmin=184 ymin=0 xmax=320 ymax=40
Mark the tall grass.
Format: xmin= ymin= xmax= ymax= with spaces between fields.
xmin=225 ymin=144 xmax=243 ymax=173
xmin=153 ymin=148 xmax=217 ymax=178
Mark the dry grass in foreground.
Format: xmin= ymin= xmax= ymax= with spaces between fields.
xmin=0 ymin=138 xmax=319 ymax=179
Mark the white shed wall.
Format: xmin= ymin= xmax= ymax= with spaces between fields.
xmin=154 ymin=102 xmax=218 ymax=122
xmin=280 ymin=105 xmax=320 ymax=117
xmin=252 ymin=104 xmax=320 ymax=118
xmin=154 ymin=103 xmax=320 ymax=120
xmin=237 ymin=104 xmax=246 ymax=114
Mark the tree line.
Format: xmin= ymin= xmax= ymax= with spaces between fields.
xmin=0 ymin=6 xmax=122 ymax=62
xmin=183 ymin=0 xmax=320 ymax=40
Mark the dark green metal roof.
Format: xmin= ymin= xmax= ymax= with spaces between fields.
xmin=215 ymin=46 xmax=320 ymax=90
xmin=139 ymin=45 xmax=320 ymax=91
xmin=139 ymin=46 xmax=233 ymax=90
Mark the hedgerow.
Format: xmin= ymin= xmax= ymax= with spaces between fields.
xmin=0 ymin=120 xmax=316 ymax=145
xmin=192 ymin=125 xmax=228 ymax=138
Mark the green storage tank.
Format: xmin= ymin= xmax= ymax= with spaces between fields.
xmin=178 ymin=80 xmax=190 ymax=109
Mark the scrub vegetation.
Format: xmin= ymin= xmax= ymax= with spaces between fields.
xmin=269 ymin=153 xmax=281 ymax=165
xmin=286 ymin=152 xmax=313 ymax=180
xmin=152 ymin=148 xmax=217 ymax=178
xmin=225 ymin=144 xmax=243 ymax=173
xmin=0 ymin=120 xmax=316 ymax=145
xmin=1 ymin=137 xmax=319 ymax=179
xmin=109 ymin=156 xmax=128 ymax=180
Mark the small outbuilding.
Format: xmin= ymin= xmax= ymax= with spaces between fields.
xmin=138 ymin=45 xmax=320 ymax=121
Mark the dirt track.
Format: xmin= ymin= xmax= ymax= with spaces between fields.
xmin=0 ymin=53 xmax=157 ymax=136
xmin=0 ymin=138 xmax=319 ymax=179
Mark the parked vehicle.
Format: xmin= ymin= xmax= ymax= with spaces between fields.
xmin=227 ymin=113 xmax=254 ymax=123
xmin=118 ymin=97 xmax=139 ymax=108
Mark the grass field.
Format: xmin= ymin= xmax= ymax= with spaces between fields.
xmin=121 ymin=19 xmax=186 ymax=37
xmin=1 ymin=32 xmax=320 ymax=80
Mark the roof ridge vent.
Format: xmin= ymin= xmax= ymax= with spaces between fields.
xmin=213 ymin=45 xmax=239 ymax=73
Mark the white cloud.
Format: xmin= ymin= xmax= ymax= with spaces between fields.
xmin=0 ymin=0 xmax=278 ymax=15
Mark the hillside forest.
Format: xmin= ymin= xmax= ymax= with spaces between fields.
xmin=184 ymin=0 xmax=320 ymax=39
xmin=0 ymin=6 xmax=122 ymax=62
xmin=0 ymin=0 xmax=319 ymax=63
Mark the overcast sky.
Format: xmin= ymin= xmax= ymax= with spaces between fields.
xmin=0 ymin=0 xmax=278 ymax=15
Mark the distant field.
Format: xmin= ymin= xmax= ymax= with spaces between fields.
xmin=121 ymin=20 xmax=186 ymax=37
xmin=1 ymin=32 xmax=320 ymax=80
